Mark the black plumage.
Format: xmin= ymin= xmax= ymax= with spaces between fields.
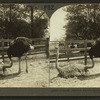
xmin=85 ymin=38 xmax=100 ymax=71
xmin=89 ymin=44 xmax=100 ymax=59
xmin=89 ymin=38 xmax=100 ymax=59
xmin=7 ymin=37 xmax=33 ymax=59
xmin=4 ymin=37 xmax=34 ymax=74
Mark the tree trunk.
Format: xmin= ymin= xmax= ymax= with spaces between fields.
xmin=31 ymin=6 xmax=34 ymax=37
xmin=9 ymin=5 xmax=12 ymax=23
xmin=9 ymin=4 xmax=12 ymax=39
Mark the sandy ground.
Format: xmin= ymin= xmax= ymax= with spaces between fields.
xmin=0 ymin=54 xmax=49 ymax=87
xmin=0 ymin=54 xmax=100 ymax=88
xmin=50 ymin=58 xmax=100 ymax=87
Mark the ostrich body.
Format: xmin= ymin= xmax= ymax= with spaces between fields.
xmin=3 ymin=37 xmax=34 ymax=74
xmin=85 ymin=38 xmax=100 ymax=70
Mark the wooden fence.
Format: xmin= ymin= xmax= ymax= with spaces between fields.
xmin=0 ymin=38 xmax=49 ymax=61
xmin=0 ymin=38 xmax=95 ymax=64
xmin=49 ymin=40 xmax=95 ymax=65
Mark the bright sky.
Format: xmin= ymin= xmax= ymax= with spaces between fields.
xmin=50 ymin=7 xmax=67 ymax=41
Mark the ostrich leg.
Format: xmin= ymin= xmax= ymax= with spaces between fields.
xmin=85 ymin=58 xmax=94 ymax=72
xmin=18 ymin=57 xmax=21 ymax=74
xmin=25 ymin=53 xmax=28 ymax=73
xmin=3 ymin=58 xmax=13 ymax=75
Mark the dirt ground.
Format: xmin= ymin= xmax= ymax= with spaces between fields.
xmin=50 ymin=58 xmax=100 ymax=87
xmin=0 ymin=54 xmax=100 ymax=88
xmin=0 ymin=54 xmax=49 ymax=87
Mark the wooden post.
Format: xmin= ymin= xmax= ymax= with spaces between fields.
xmin=56 ymin=46 xmax=59 ymax=68
xmin=1 ymin=38 xmax=4 ymax=62
xmin=66 ymin=41 xmax=70 ymax=62
xmin=84 ymin=40 xmax=87 ymax=65
xmin=46 ymin=38 xmax=49 ymax=58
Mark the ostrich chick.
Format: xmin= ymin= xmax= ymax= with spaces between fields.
xmin=3 ymin=37 xmax=34 ymax=74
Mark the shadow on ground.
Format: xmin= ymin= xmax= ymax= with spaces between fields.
xmin=0 ymin=72 xmax=20 ymax=80
xmin=78 ymin=73 xmax=100 ymax=81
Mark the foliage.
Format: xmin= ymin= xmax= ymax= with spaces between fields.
xmin=63 ymin=4 xmax=100 ymax=40
xmin=0 ymin=4 xmax=49 ymax=39
xmin=32 ymin=18 xmax=48 ymax=38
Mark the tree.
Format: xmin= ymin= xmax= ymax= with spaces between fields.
xmin=0 ymin=4 xmax=49 ymax=39
xmin=63 ymin=4 xmax=100 ymax=40
xmin=32 ymin=18 xmax=48 ymax=38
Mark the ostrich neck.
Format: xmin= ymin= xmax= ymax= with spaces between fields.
xmin=55 ymin=48 xmax=61 ymax=72
xmin=3 ymin=59 xmax=13 ymax=69
xmin=86 ymin=58 xmax=94 ymax=69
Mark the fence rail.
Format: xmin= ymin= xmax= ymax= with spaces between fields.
xmin=0 ymin=38 xmax=95 ymax=64
xmin=49 ymin=39 xmax=95 ymax=65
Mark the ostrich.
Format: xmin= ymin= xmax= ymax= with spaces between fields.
xmin=51 ymin=38 xmax=100 ymax=82
xmin=85 ymin=38 xmax=100 ymax=71
xmin=51 ymin=46 xmax=86 ymax=82
xmin=3 ymin=37 xmax=34 ymax=74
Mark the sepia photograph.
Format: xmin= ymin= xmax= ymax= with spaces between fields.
xmin=0 ymin=4 xmax=50 ymax=87
xmin=0 ymin=2 xmax=100 ymax=96
xmin=49 ymin=4 xmax=100 ymax=87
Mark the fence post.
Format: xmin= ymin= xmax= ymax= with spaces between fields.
xmin=46 ymin=38 xmax=49 ymax=58
xmin=1 ymin=38 xmax=4 ymax=62
xmin=66 ymin=41 xmax=70 ymax=62
xmin=84 ymin=40 xmax=87 ymax=65
xmin=56 ymin=46 xmax=59 ymax=68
